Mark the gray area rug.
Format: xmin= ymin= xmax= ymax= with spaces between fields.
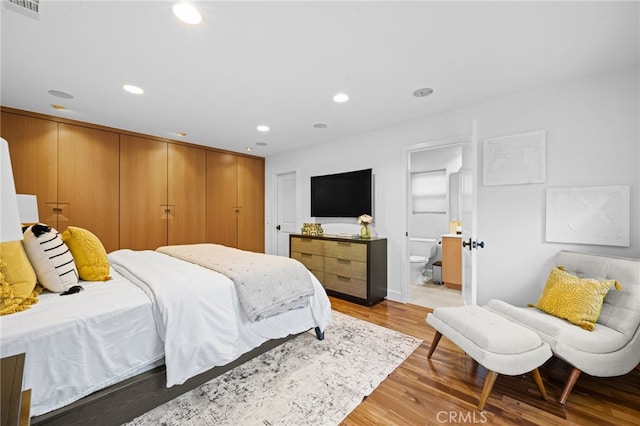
xmin=124 ymin=311 xmax=422 ymax=426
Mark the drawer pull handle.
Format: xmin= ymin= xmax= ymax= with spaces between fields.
xmin=337 ymin=259 xmax=351 ymax=264
xmin=337 ymin=275 xmax=351 ymax=281
xmin=337 ymin=242 xmax=351 ymax=246
xmin=301 ymin=253 xmax=313 ymax=257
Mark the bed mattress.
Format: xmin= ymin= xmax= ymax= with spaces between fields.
xmin=0 ymin=248 xmax=332 ymax=419
xmin=0 ymin=268 xmax=164 ymax=416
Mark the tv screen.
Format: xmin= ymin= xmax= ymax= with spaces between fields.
xmin=311 ymin=168 xmax=372 ymax=217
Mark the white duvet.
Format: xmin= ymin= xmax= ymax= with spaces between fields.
xmin=0 ymin=249 xmax=331 ymax=418
xmin=108 ymin=249 xmax=332 ymax=386
xmin=0 ymin=268 xmax=164 ymax=417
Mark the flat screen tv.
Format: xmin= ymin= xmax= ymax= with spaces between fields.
xmin=311 ymin=168 xmax=372 ymax=218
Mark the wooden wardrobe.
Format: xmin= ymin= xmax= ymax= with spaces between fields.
xmin=1 ymin=107 xmax=265 ymax=253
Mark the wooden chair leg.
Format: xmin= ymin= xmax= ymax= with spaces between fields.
xmin=530 ymin=368 xmax=548 ymax=400
xmin=427 ymin=331 xmax=442 ymax=360
xmin=559 ymin=367 xmax=581 ymax=405
xmin=478 ymin=370 xmax=498 ymax=411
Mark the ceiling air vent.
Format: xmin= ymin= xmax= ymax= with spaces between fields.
xmin=4 ymin=0 xmax=40 ymax=19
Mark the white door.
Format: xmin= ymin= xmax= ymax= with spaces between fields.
xmin=275 ymin=171 xmax=297 ymax=257
xmin=461 ymin=120 xmax=479 ymax=305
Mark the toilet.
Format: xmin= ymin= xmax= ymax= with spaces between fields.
xmin=410 ymin=237 xmax=438 ymax=285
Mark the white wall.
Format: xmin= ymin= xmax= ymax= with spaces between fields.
xmin=265 ymin=66 xmax=640 ymax=306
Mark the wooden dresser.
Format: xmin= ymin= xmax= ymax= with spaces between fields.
xmin=290 ymin=234 xmax=387 ymax=306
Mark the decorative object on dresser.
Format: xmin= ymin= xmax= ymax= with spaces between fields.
xmin=290 ymin=234 xmax=387 ymax=306
xmin=357 ymin=214 xmax=373 ymax=239
xmin=301 ymin=223 xmax=323 ymax=236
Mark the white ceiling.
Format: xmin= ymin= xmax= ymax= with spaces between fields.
xmin=1 ymin=1 xmax=638 ymax=156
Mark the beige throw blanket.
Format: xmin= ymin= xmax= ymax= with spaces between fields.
xmin=157 ymin=244 xmax=314 ymax=322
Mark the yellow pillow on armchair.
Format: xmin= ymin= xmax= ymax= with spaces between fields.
xmin=532 ymin=266 xmax=621 ymax=331
xmin=62 ymin=226 xmax=112 ymax=281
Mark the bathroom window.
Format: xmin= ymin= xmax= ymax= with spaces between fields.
xmin=411 ymin=169 xmax=446 ymax=214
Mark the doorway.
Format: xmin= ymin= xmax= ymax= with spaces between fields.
xmin=407 ymin=144 xmax=464 ymax=309
xmin=401 ymin=123 xmax=478 ymax=309
xmin=273 ymin=170 xmax=297 ymax=257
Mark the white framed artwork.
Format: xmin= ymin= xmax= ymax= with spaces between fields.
xmin=483 ymin=130 xmax=546 ymax=186
xmin=546 ymin=185 xmax=630 ymax=247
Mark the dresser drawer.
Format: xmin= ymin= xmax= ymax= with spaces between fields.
xmin=324 ymin=273 xmax=367 ymax=299
xmin=289 ymin=234 xmax=387 ymax=306
xmin=291 ymin=251 xmax=324 ymax=272
xmin=324 ymin=257 xmax=366 ymax=281
xmin=291 ymin=237 xmax=324 ymax=255
xmin=324 ymin=240 xmax=367 ymax=262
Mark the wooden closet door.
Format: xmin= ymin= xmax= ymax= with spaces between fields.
xmin=168 ymin=144 xmax=206 ymax=245
xmin=58 ymin=124 xmax=120 ymax=253
xmin=237 ymin=156 xmax=265 ymax=253
xmin=120 ymin=135 xmax=168 ymax=250
xmin=205 ymin=151 xmax=238 ymax=247
xmin=1 ymin=112 xmax=58 ymax=229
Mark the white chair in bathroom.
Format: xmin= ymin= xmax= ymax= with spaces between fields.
xmin=410 ymin=237 xmax=438 ymax=285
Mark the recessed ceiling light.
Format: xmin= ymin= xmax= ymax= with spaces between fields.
xmin=313 ymin=122 xmax=328 ymax=129
xmin=176 ymin=132 xmax=187 ymax=137
xmin=413 ymin=87 xmax=434 ymax=97
xmin=256 ymin=142 xmax=268 ymax=146
xmin=123 ymin=84 xmax=144 ymax=95
xmin=246 ymin=147 xmax=253 ymax=151
xmin=173 ymin=3 xmax=202 ymax=25
xmin=48 ymin=89 xmax=74 ymax=99
xmin=257 ymin=125 xmax=270 ymax=132
xmin=333 ymin=93 xmax=349 ymax=103
xmin=51 ymin=104 xmax=66 ymax=110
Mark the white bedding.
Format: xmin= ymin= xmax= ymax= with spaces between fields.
xmin=109 ymin=249 xmax=332 ymax=386
xmin=0 ymin=268 xmax=164 ymax=417
xmin=0 ymin=248 xmax=332 ymax=418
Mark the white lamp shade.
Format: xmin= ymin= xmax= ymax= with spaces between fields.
xmin=1 ymin=137 xmax=23 ymax=242
xmin=17 ymin=194 xmax=39 ymax=224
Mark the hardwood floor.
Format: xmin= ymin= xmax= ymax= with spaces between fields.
xmin=331 ymin=297 xmax=640 ymax=426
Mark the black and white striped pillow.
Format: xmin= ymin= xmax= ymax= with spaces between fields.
xmin=22 ymin=224 xmax=79 ymax=292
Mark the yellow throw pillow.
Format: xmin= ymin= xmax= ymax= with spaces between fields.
xmin=0 ymin=240 xmax=41 ymax=315
xmin=62 ymin=226 xmax=111 ymax=281
xmin=532 ymin=266 xmax=621 ymax=331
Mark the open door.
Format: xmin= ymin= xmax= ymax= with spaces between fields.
xmin=461 ymin=120 xmax=479 ymax=305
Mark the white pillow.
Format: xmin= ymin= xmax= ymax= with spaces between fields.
xmin=22 ymin=224 xmax=79 ymax=292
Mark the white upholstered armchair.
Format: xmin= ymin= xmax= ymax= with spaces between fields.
xmin=485 ymin=250 xmax=640 ymax=404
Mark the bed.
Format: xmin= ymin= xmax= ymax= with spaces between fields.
xmin=0 ymin=244 xmax=332 ymax=425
